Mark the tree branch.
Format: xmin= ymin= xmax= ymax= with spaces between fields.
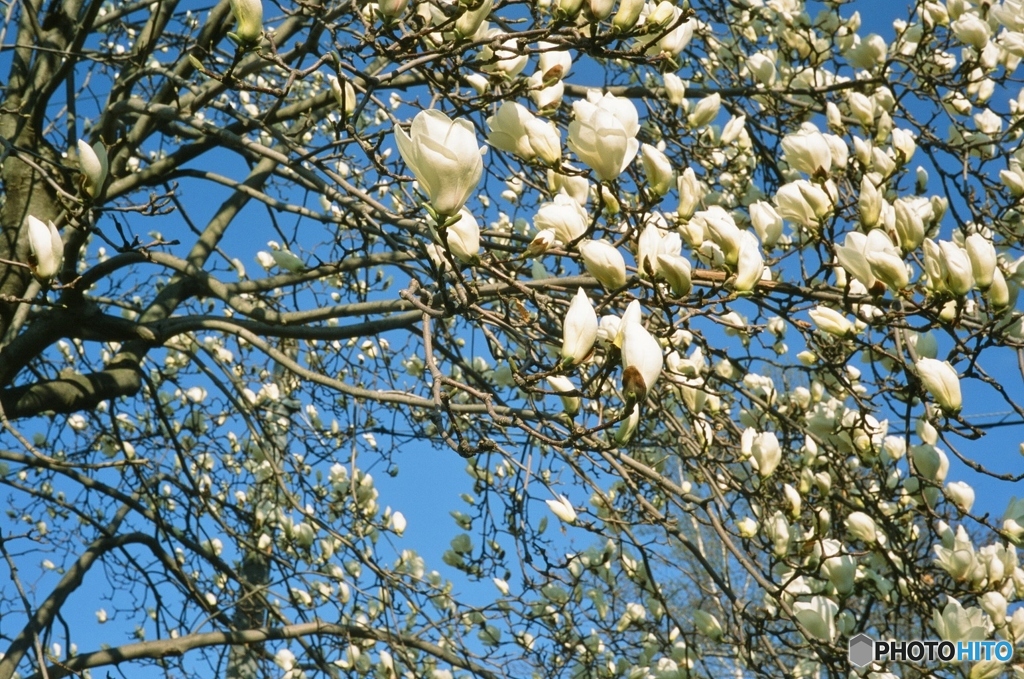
xmin=24 ymin=621 xmax=502 ymax=679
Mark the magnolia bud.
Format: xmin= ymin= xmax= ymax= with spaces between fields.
xmin=846 ymin=511 xmax=878 ymax=543
xmin=579 ymin=239 xmax=627 ymax=290
xmin=939 ymin=241 xmax=975 ymax=295
xmin=693 ymin=610 xmax=724 ymax=641
xmin=677 ymin=168 xmax=703 ymax=219
xmin=916 ymin=358 xmax=962 ymax=413
xmin=25 ymin=215 xmax=64 ymax=281
xmin=330 ymin=76 xmax=358 ymax=116
xmin=546 ymin=495 xmax=577 ymax=524
xmin=621 ymin=321 xmax=663 ymax=404
xmin=749 ymin=201 xmax=783 ymax=247
xmin=751 ymin=430 xmax=782 ymax=477
xmin=688 ymin=93 xmax=721 ymax=128
xmin=614 ymin=405 xmax=641 ymax=444
xmin=546 ymin=375 xmax=580 ymax=415
xmin=527 ymin=228 xmax=556 ymax=257
xmin=733 ymin=232 xmax=764 ymax=293
xmin=808 ymin=306 xmax=854 ymax=337
xmin=858 ymin=175 xmax=882 ymax=227
xmin=561 ymin=288 xmax=598 ymax=365
xmin=964 ymin=233 xmax=996 ymax=289
xmin=657 ymin=254 xmax=693 ymax=297
xmin=736 ymin=517 xmax=758 ymax=538
xmin=612 ymin=0 xmax=645 ymax=32
xmin=641 ymin=144 xmax=674 ymax=196
xmin=77 ymin=140 xmax=108 ymax=198
xmin=663 ymin=73 xmax=686 ymax=106
xmin=228 ymin=0 xmax=264 ymax=44
xmin=445 ymin=208 xmax=481 ymax=263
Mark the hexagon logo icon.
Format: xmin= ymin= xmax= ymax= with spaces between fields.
xmin=848 ymin=633 xmax=874 ymax=667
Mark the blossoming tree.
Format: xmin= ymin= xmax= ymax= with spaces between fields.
xmin=1 ymin=0 xmax=1024 ymax=677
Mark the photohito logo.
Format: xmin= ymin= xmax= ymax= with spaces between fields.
xmin=848 ymin=633 xmax=1013 ymax=668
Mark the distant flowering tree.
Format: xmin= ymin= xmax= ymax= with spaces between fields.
xmin=2 ymin=0 xmax=1024 ymax=677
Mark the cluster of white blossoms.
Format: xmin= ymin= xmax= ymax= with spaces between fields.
xmin=371 ymin=0 xmax=1024 ymax=664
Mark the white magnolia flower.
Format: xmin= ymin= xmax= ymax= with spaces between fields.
xmin=696 ymin=207 xmax=743 ymax=266
xmin=547 ymin=169 xmax=589 ymax=206
xmin=535 ymin=193 xmax=590 ymax=244
xmin=916 ymin=358 xmax=962 ymax=413
xmin=964 ymin=233 xmax=997 ymax=289
xmin=641 ymin=144 xmax=675 ymax=196
xmin=893 ymin=198 xmax=926 ymax=251
xmin=394 ymin=110 xmax=483 ymax=217
xmin=480 ymin=36 xmax=529 ymax=77
xmin=912 ymin=443 xmax=950 ymax=482
xmin=657 ymin=254 xmax=692 ymax=296
xmin=846 ymin=511 xmax=878 ymax=543
xmin=891 ymin=128 xmax=916 ymax=162
xmin=567 ymin=92 xmax=640 ymax=181
xmin=808 ymin=306 xmax=854 ymax=337
xmin=455 ymin=0 xmax=492 ymax=37
xmin=228 ymin=0 xmax=263 ymax=44
xmin=944 ymin=481 xmax=975 ymax=513
xmin=749 ymin=201 xmax=783 ymax=247
xmin=612 ymin=0 xmax=645 ymax=31
xmin=579 ymin=239 xmax=627 ymax=290
xmin=637 ymin=219 xmax=679 ymax=277
xmin=940 ymin=251 xmax=977 ymax=303
xmin=537 ymin=41 xmax=572 ymax=82
xmin=818 ymin=540 xmax=857 ymax=595
xmin=1003 ymin=497 xmax=1024 ymax=542
xmin=561 ymin=288 xmax=598 ymax=365
xmin=378 ymin=0 xmax=410 ymax=19
xmin=77 ymin=139 xmax=108 ymax=198
xmin=750 ymin=430 xmax=782 ymax=477
xmin=737 ymin=517 xmax=759 ymax=537
xmin=677 ymin=168 xmax=705 ymax=220
xmin=781 ymin=125 xmax=832 ymax=176
xmin=487 ymin=102 xmax=561 ymax=164
xmin=848 ymin=92 xmax=876 ymax=127
xmin=933 ymin=597 xmax=992 ymax=643
xmin=775 ymin=180 xmax=832 ymax=229
xmin=951 ymin=13 xmax=992 ymax=49
xmin=270 ymin=248 xmax=305 ymax=273
xmin=693 ymin=610 xmax=724 ymax=640
xmin=621 ymin=320 xmax=663 ymax=404
xmin=589 ymin=0 xmax=615 ymax=19
xmin=688 ymin=93 xmax=721 ymax=128
xmin=663 ymin=72 xmax=686 ymax=106
xmin=747 ymin=52 xmax=777 ymax=85
xmin=933 ymin=525 xmax=975 ymax=581
xmin=847 ymin=33 xmax=887 ymax=69
xmin=528 ymin=71 xmax=564 ymax=110
xmin=546 ymin=495 xmax=578 ymax=524
xmin=733 ymin=232 xmax=764 ymax=292
xmin=445 ymin=208 xmax=481 ymax=262
xmin=26 ymin=215 xmax=63 ymax=281
xmin=792 ymin=596 xmax=838 ymax=642
xmin=858 ymin=174 xmax=882 ymax=227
